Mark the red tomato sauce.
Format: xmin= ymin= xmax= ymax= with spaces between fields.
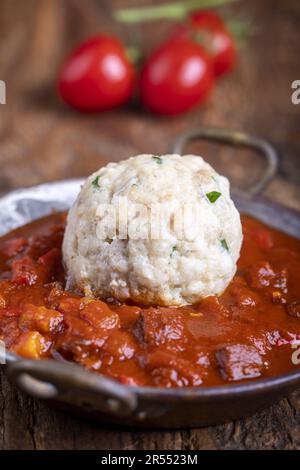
xmin=0 ymin=213 xmax=300 ymax=387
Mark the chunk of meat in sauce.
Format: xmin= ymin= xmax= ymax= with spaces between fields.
xmin=11 ymin=248 xmax=61 ymax=286
xmin=145 ymin=350 xmax=203 ymax=387
xmin=246 ymin=261 xmax=288 ymax=304
xmin=80 ymin=300 xmax=120 ymax=331
xmin=11 ymin=257 xmax=40 ymax=286
xmin=102 ymin=330 xmax=137 ymax=362
xmin=246 ymin=261 xmax=287 ymax=291
xmin=55 ymin=298 xmax=120 ymax=362
xmin=215 ymin=344 xmax=264 ymax=381
xmin=111 ymin=304 xmax=141 ymax=327
xmin=133 ymin=308 xmax=188 ymax=350
xmin=197 ymin=296 xmax=230 ymax=318
xmin=222 ymin=277 xmax=261 ymax=319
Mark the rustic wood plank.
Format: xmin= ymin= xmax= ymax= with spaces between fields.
xmin=0 ymin=0 xmax=300 ymax=450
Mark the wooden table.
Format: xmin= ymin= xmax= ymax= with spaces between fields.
xmin=0 ymin=0 xmax=300 ymax=450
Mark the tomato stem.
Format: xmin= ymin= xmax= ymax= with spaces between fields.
xmin=114 ymin=0 xmax=237 ymax=23
xmin=126 ymin=46 xmax=142 ymax=65
xmin=226 ymin=19 xmax=253 ymax=47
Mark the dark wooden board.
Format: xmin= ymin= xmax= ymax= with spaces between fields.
xmin=0 ymin=0 xmax=300 ymax=450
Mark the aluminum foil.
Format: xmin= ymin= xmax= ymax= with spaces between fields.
xmin=0 ymin=179 xmax=84 ymax=236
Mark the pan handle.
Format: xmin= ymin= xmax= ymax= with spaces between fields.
xmin=7 ymin=358 xmax=137 ymax=416
xmin=170 ymin=127 xmax=278 ymax=195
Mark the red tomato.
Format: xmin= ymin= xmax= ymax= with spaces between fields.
xmin=172 ymin=11 xmax=236 ymax=77
xmin=58 ymin=36 xmax=135 ymax=112
xmin=189 ymin=11 xmax=236 ymax=77
xmin=190 ymin=10 xmax=226 ymax=30
xmin=139 ymin=37 xmax=213 ymax=115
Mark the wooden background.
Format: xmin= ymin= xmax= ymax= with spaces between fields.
xmin=0 ymin=0 xmax=300 ymax=450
